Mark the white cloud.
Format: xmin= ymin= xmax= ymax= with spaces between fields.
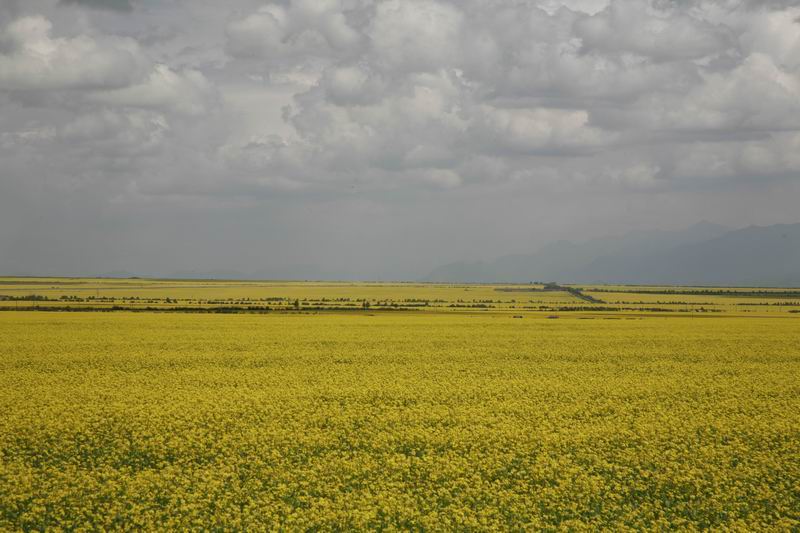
xmin=225 ymin=0 xmax=361 ymax=65
xmin=321 ymin=64 xmax=385 ymax=106
xmin=737 ymin=6 xmax=800 ymax=69
xmin=210 ymin=0 xmax=800 ymax=193
xmin=626 ymin=53 xmax=800 ymax=132
xmin=367 ymin=0 xmax=464 ymax=73
xmin=0 ymin=16 xmax=148 ymax=91
xmin=575 ymin=0 xmax=734 ymax=61
xmin=470 ymin=106 xmax=615 ymax=155
xmin=91 ymin=64 xmax=218 ymax=116
xmin=4 ymin=0 xmax=800 ymax=200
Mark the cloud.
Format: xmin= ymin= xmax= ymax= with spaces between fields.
xmin=0 ymin=16 xmax=148 ymax=92
xmin=225 ymin=0 xmax=361 ymax=64
xmin=736 ymin=6 xmax=800 ymax=68
xmin=321 ymin=64 xmax=386 ymax=106
xmin=59 ymin=0 xmax=133 ymax=11
xmin=613 ymin=52 xmax=800 ymax=134
xmin=575 ymin=0 xmax=734 ymax=61
xmin=91 ymin=64 xmax=218 ymax=116
xmin=670 ymin=132 xmax=800 ymax=182
xmin=6 ymin=1 xmax=797 ymax=199
xmin=0 ymin=11 xmax=225 ymax=202
xmin=59 ymin=109 xmax=169 ymax=156
xmin=367 ymin=0 xmax=464 ymax=73
xmin=267 ymin=0 xmax=796 ymax=190
xmin=469 ymin=106 xmax=616 ymax=156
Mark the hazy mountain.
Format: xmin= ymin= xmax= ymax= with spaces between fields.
xmin=425 ymin=222 xmax=800 ymax=286
xmin=590 ymin=224 xmax=800 ymax=286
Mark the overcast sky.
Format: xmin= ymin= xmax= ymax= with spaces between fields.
xmin=1 ymin=0 xmax=799 ymax=279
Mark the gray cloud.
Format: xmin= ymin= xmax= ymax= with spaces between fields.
xmin=575 ymin=1 xmax=734 ymax=61
xmin=217 ymin=0 xmax=800 ymax=193
xmin=1 ymin=0 xmax=800 ymax=278
xmin=0 ymin=16 xmax=148 ymax=92
xmin=59 ymin=0 xmax=133 ymax=11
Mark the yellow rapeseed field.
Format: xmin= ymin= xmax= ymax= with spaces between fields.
xmin=1 ymin=279 xmax=799 ymax=529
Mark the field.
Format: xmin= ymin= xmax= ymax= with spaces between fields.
xmin=1 ymin=278 xmax=799 ymax=530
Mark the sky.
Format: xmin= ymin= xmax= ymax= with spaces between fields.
xmin=1 ymin=0 xmax=800 ymax=280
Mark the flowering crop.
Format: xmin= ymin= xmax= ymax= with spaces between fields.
xmin=1 ymin=297 xmax=799 ymax=529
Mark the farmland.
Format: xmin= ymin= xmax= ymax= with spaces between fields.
xmin=1 ymin=278 xmax=799 ymax=529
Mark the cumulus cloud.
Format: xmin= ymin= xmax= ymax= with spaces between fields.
xmin=0 ymin=16 xmax=148 ymax=91
xmin=213 ymin=0 xmax=800 ymax=193
xmin=0 ymin=10 xmax=225 ymax=202
xmin=470 ymin=106 xmax=615 ymax=155
xmin=225 ymin=0 xmax=361 ymax=64
xmin=575 ymin=0 xmax=734 ymax=61
xmin=367 ymin=0 xmax=464 ymax=73
xmin=91 ymin=64 xmax=218 ymax=116
xmin=0 ymin=15 xmax=220 ymax=116
xmin=646 ymin=53 xmax=800 ymax=132
xmin=5 ymin=0 xmax=800 ymax=196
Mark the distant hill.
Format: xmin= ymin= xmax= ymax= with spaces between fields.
xmin=425 ymin=222 xmax=800 ymax=287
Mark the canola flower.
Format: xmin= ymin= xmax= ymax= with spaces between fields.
xmin=3 ymin=276 xmax=799 ymax=315
xmin=0 ymin=289 xmax=799 ymax=530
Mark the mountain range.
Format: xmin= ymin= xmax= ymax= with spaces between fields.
xmin=425 ymin=222 xmax=800 ymax=287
